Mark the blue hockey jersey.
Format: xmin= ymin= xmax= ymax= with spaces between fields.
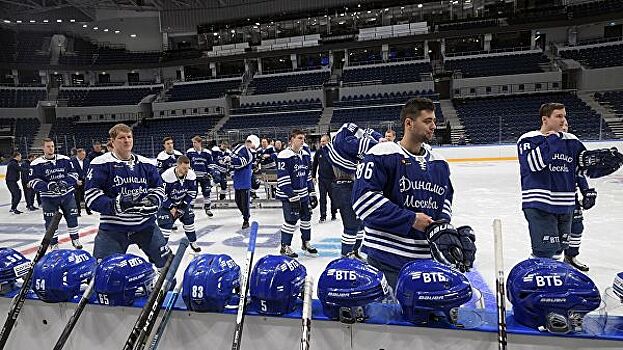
xmin=276 ymin=147 xmax=315 ymax=202
xmin=327 ymin=123 xmax=383 ymax=175
xmin=161 ymin=167 xmax=198 ymax=209
xmin=186 ymin=148 xmax=212 ymax=178
xmin=85 ymin=153 xmax=165 ymax=232
xmin=210 ymin=146 xmax=231 ymax=173
xmin=231 ymin=144 xmax=254 ymax=190
xmin=259 ymin=145 xmax=277 ymax=169
xmin=157 ymin=149 xmax=183 ymax=174
xmin=353 ymin=142 xmax=454 ymax=270
xmin=29 ymin=155 xmax=79 ymax=199
xmin=517 ymin=131 xmax=605 ymax=214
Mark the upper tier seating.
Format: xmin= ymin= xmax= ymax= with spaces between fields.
xmin=167 ymin=79 xmax=242 ymax=101
xmin=559 ymin=44 xmax=623 ymax=69
xmin=248 ymin=71 xmax=329 ymax=95
xmin=445 ymin=52 xmax=549 ymax=78
xmin=342 ymin=62 xmax=431 ymax=84
xmin=58 ymin=87 xmax=161 ymax=107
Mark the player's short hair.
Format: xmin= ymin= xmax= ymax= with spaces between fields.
xmin=290 ymin=129 xmax=305 ymax=140
xmin=321 ymin=134 xmax=330 ymax=142
xmin=539 ymin=103 xmax=566 ymax=118
xmin=163 ymin=136 xmax=173 ymax=144
xmin=76 ymin=148 xmax=85 ymax=154
xmin=385 ymin=129 xmax=396 ymax=136
xmin=42 ymin=138 xmax=54 ymax=145
xmin=177 ymin=155 xmax=190 ymax=165
xmin=192 ymin=135 xmax=203 ymax=143
xmin=12 ymin=151 xmax=21 ymax=158
xmin=93 ymin=141 xmax=101 ymax=146
xmin=400 ymin=98 xmax=435 ymax=128
xmin=109 ymin=124 xmax=132 ymax=139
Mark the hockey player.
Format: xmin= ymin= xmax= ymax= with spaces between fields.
xmin=518 ymin=103 xmax=623 ymax=260
xmin=158 ymin=155 xmax=201 ymax=252
xmin=29 ymin=138 xmax=82 ymax=250
xmin=186 ymin=135 xmax=214 ymax=217
xmin=353 ymin=97 xmax=476 ymax=289
xmin=385 ymin=129 xmax=397 ymax=142
xmin=226 ymin=135 xmax=259 ymax=229
xmin=327 ymin=122 xmax=385 ymax=259
xmin=276 ymin=129 xmax=318 ymax=258
xmin=157 ymin=136 xmax=183 ymax=174
xmin=211 ymin=140 xmax=231 ymax=201
xmin=311 ymin=135 xmax=337 ymax=222
xmin=259 ymin=138 xmax=277 ymax=170
xmin=85 ymin=123 xmax=170 ymax=268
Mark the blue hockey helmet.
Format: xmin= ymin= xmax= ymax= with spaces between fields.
xmin=182 ymin=254 xmax=240 ymax=312
xmin=249 ymin=255 xmax=306 ymax=316
xmin=395 ymin=259 xmax=473 ymax=324
xmin=94 ymin=254 xmax=156 ymax=306
xmin=32 ymin=249 xmax=96 ymax=303
xmin=317 ymin=257 xmax=389 ymax=323
xmin=614 ymin=272 xmax=623 ymax=301
xmin=0 ymin=248 xmax=30 ymax=286
xmin=506 ymin=258 xmax=601 ymax=333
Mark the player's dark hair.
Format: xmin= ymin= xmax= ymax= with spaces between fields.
xmin=42 ymin=138 xmax=54 ymax=145
xmin=177 ymin=155 xmax=190 ymax=165
xmin=192 ymin=135 xmax=203 ymax=143
xmin=11 ymin=151 xmax=21 ymax=158
xmin=539 ymin=103 xmax=565 ymax=118
xmin=400 ymin=98 xmax=435 ymax=128
xmin=163 ymin=136 xmax=173 ymax=144
xmin=290 ymin=129 xmax=305 ymax=140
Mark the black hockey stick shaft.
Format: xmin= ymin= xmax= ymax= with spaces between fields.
xmin=133 ymin=238 xmax=189 ymax=350
xmin=122 ymin=238 xmax=188 ymax=350
xmin=0 ymin=211 xmax=61 ymax=349
xmin=493 ymin=219 xmax=508 ymax=350
xmin=300 ymin=276 xmax=314 ymax=350
xmin=146 ymin=278 xmax=183 ymax=350
xmin=231 ymin=221 xmax=259 ymax=350
xmin=53 ymin=278 xmax=96 ymax=350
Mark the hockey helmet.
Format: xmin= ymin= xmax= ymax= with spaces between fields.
xmin=182 ymin=254 xmax=240 ymax=312
xmin=0 ymin=248 xmax=30 ymax=287
xmin=32 ymin=249 xmax=96 ymax=302
xmin=249 ymin=255 xmax=306 ymax=315
xmin=94 ymin=254 xmax=156 ymax=306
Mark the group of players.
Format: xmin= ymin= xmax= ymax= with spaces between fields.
xmin=4 ymin=97 xmax=623 ymax=337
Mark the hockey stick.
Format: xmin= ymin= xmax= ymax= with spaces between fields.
xmin=493 ymin=219 xmax=508 ymax=350
xmin=231 ymin=221 xmax=259 ymax=350
xmin=53 ymin=278 xmax=96 ymax=350
xmin=146 ymin=277 xmax=183 ymax=350
xmin=0 ymin=211 xmax=62 ymax=349
xmin=300 ymin=276 xmax=314 ymax=350
xmin=122 ymin=238 xmax=189 ymax=350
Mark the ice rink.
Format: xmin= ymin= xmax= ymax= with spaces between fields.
xmin=1 ymin=156 xmax=621 ymax=302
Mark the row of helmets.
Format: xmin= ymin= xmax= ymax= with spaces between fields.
xmin=0 ymin=247 xmax=621 ymax=333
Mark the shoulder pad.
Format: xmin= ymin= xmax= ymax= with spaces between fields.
xmin=56 ymin=154 xmax=71 ymax=160
xmin=89 ymin=153 xmax=115 ymax=165
xmin=211 ymin=146 xmax=220 ymax=152
xmin=156 ymin=151 xmax=168 ymax=160
xmin=517 ymin=130 xmax=543 ymax=143
xmin=186 ymin=148 xmax=196 ymax=154
xmin=278 ymin=149 xmax=296 ymax=159
xmin=367 ymin=141 xmax=404 ymax=156
xmin=30 ymin=156 xmax=48 ymax=166
xmin=161 ymin=167 xmax=177 ymax=182
xmin=174 ymin=150 xmax=183 ymax=156
xmin=186 ymin=169 xmax=197 ymax=180
xmin=136 ymin=154 xmax=158 ymax=166
xmin=560 ymin=132 xmax=579 ymax=140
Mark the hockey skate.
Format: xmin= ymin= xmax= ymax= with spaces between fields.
xmin=189 ymin=242 xmax=202 ymax=253
xmin=301 ymin=241 xmax=318 ymax=255
xmin=71 ymin=238 xmax=83 ymax=250
xmin=564 ymin=255 xmax=589 ymax=272
xmin=280 ymin=244 xmax=298 ymax=258
xmin=204 ymin=205 xmax=213 ymax=217
xmin=342 ymin=250 xmax=367 ymax=263
xmin=49 ymin=243 xmax=60 ymax=251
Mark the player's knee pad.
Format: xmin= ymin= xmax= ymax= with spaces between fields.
xmin=249 ymin=255 xmax=306 ymax=315
xmin=396 ymin=260 xmax=472 ymax=325
xmin=33 ymin=249 xmax=96 ymax=302
xmin=182 ymin=254 xmax=240 ymax=312
xmin=318 ymin=257 xmax=390 ymax=323
xmin=507 ymin=258 xmax=601 ymax=333
xmin=94 ymin=254 xmax=156 ymax=306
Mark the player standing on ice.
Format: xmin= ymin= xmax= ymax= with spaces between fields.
xmin=85 ymin=123 xmax=170 ymax=268
xmin=158 ymin=155 xmax=201 ymax=252
xmin=352 ymin=98 xmax=476 ymax=289
xmin=29 ymin=138 xmax=83 ymax=250
xmin=327 ymin=122 xmax=385 ymax=260
xmin=518 ymin=103 xmax=623 ymax=261
xmin=186 ymin=135 xmax=214 ymax=217
xmin=157 ymin=136 xmax=183 ymax=174
xmin=276 ymin=129 xmax=318 ymax=258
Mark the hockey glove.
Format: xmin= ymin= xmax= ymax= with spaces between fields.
xmin=290 ymin=198 xmax=302 ymax=215
xmin=172 ymin=207 xmax=185 ymax=220
xmin=580 ymin=188 xmax=597 ymax=210
xmin=57 ymin=180 xmax=70 ymax=192
xmin=114 ymin=193 xmax=142 ymax=214
xmin=426 ymin=221 xmax=472 ymax=272
xmin=309 ymin=194 xmax=318 ymax=210
xmin=133 ymin=194 xmax=160 ymax=216
xmin=47 ymin=181 xmax=61 ymax=193
xmin=457 ymin=225 xmax=477 ymax=271
xmin=578 ymin=148 xmax=623 ymax=175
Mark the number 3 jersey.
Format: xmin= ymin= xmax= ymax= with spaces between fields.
xmin=352 ymin=141 xmax=453 ymax=270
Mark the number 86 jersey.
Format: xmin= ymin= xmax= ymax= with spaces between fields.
xmin=352 ymin=141 xmax=453 ymax=270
